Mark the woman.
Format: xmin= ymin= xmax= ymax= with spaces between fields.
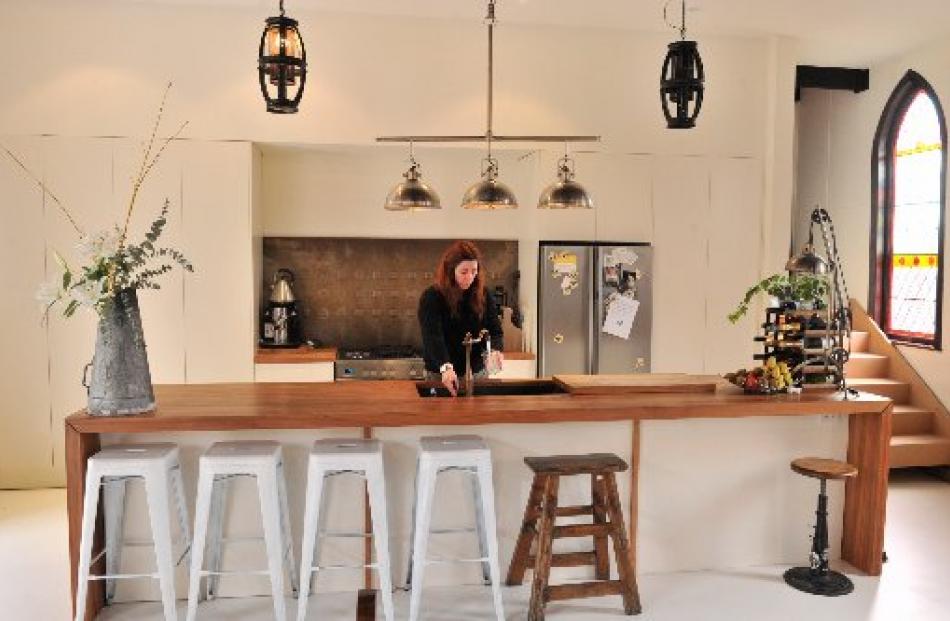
xmin=418 ymin=240 xmax=504 ymax=396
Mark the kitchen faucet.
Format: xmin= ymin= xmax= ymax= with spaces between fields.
xmin=461 ymin=329 xmax=490 ymax=397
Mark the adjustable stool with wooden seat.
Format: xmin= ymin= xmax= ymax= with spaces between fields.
xmin=784 ymin=457 xmax=859 ymax=597
xmin=507 ymin=453 xmax=641 ymax=620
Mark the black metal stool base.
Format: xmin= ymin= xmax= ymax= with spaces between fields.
xmin=783 ymin=566 xmax=854 ymax=596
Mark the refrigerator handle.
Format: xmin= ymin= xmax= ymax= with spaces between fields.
xmin=590 ymin=247 xmax=600 ymax=375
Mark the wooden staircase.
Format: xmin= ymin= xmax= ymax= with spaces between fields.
xmin=849 ymin=301 xmax=950 ymax=468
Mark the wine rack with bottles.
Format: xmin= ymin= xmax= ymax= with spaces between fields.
xmin=753 ymin=304 xmax=841 ymax=388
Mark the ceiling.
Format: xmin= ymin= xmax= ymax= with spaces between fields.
xmin=118 ymin=1 xmax=950 ymax=65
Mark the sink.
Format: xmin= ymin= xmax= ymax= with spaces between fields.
xmin=415 ymin=379 xmax=567 ymax=398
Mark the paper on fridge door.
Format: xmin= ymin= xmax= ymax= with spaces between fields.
xmin=602 ymin=295 xmax=640 ymax=339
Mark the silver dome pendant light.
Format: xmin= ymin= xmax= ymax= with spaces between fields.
xmin=538 ymin=150 xmax=593 ymax=210
xmin=377 ymin=0 xmax=598 ymax=211
xmin=461 ymin=1 xmax=517 ymax=209
xmin=384 ymin=143 xmax=441 ymax=211
xmin=462 ymin=156 xmax=518 ymax=210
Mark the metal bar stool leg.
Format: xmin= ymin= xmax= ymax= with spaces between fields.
xmin=296 ymin=464 xmax=326 ymax=621
xmin=103 ymin=477 xmax=128 ymax=604
xmin=258 ymin=466 xmax=289 ymax=621
xmin=74 ymin=464 xmax=103 ymax=621
xmin=144 ymin=469 xmax=178 ymax=621
xmin=475 ymin=460 xmax=505 ymax=621
xmin=186 ymin=467 xmax=214 ymax=621
xmin=367 ymin=456 xmax=395 ymax=621
xmin=407 ymin=457 xmax=437 ymax=621
xmin=470 ymin=469 xmax=492 ymax=585
xmin=205 ymin=476 xmax=229 ymax=600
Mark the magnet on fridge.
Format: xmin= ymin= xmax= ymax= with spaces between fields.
xmin=612 ymin=248 xmax=639 ymax=265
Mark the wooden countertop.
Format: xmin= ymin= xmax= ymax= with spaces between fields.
xmin=254 ymin=346 xmax=338 ymax=363
xmin=66 ymin=380 xmax=889 ymax=433
xmin=253 ymin=347 xmax=534 ymax=363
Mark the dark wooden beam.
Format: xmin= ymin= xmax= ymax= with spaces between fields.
xmin=356 ymin=589 xmax=377 ymax=621
xmin=796 ymin=65 xmax=870 ymax=101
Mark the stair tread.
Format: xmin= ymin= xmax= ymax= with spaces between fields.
xmin=890 ymin=434 xmax=950 ymax=447
xmin=893 ymin=405 xmax=933 ymax=414
xmin=848 ymin=378 xmax=908 ymax=386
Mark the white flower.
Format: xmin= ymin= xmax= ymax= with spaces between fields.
xmin=76 ymin=226 xmax=122 ymax=263
xmin=69 ymin=279 xmax=104 ymax=311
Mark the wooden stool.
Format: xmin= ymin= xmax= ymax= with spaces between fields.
xmin=507 ymin=454 xmax=641 ymax=620
xmin=784 ymin=457 xmax=859 ymax=597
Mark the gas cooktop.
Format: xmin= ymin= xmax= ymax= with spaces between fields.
xmin=338 ymin=345 xmax=421 ymax=361
xmin=335 ymin=345 xmax=425 ymax=380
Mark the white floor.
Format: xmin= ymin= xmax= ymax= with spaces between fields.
xmin=2 ymin=469 xmax=948 ymax=620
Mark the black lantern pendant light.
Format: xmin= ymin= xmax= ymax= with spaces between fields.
xmin=660 ymin=0 xmax=704 ymax=129
xmin=258 ymin=0 xmax=307 ymax=114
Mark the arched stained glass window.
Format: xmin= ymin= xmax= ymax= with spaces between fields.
xmin=871 ymin=71 xmax=946 ymax=349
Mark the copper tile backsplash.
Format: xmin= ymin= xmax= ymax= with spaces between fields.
xmin=262 ymin=238 xmax=519 ymax=349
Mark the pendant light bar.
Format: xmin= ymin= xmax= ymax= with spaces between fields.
xmin=376 ymin=135 xmax=599 ymax=143
xmin=378 ymin=0 xmax=597 ymax=211
xmin=377 ymin=0 xmax=598 ymax=146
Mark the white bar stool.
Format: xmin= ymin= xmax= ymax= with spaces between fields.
xmin=186 ymin=441 xmax=298 ymax=621
xmin=297 ymin=438 xmax=394 ymax=621
xmin=407 ymin=435 xmax=504 ymax=621
xmin=74 ymin=443 xmax=191 ymax=621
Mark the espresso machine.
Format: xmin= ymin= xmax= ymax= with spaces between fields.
xmin=260 ymin=268 xmax=302 ymax=347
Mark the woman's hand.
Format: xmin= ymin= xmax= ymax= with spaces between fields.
xmin=485 ymin=350 xmax=504 ymax=375
xmin=441 ymin=368 xmax=459 ymax=397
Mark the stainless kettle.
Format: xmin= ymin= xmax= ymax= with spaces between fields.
xmin=270 ymin=268 xmax=296 ymax=303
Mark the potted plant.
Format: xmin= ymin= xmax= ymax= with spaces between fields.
xmin=727 ymin=272 xmax=829 ymax=324
xmin=2 ymin=83 xmax=192 ymax=415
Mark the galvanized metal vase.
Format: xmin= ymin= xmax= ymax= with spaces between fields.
xmin=84 ymin=288 xmax=155 ymax=416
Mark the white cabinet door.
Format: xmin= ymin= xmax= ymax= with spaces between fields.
xmin=43 ymin=136 xmax=117 ymax=484
xmin=652 ymin=156 xmax=709 ymax=373
xmin=706 ymin=157 xmax=762 ymax=374
xmin=112 ymin=139 xmax=186 ymax=384
xmin=0 ymin=136 xmax=56 ymax=488
xmin=182 ymin=142 xmax=254 ymax=383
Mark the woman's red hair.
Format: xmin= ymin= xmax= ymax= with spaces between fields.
xmin=435 ymin=240 xmax=486 ymax=318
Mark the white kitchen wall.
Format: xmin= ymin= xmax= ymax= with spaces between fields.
xmin=0 ymin=0 xmax=800 ymax=489
xmin=0 ymin=1 xmax=771 ymax=156
xmin=261 ymin=145 xmax=761 ymax=373
xmin=794 ymin=37 xmax=950 ymax=407
xmin=0 ymin=137 xmax=256 ymax=488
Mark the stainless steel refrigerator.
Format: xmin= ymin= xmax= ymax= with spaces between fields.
xmin=538 ymin=242 xmax=652 ymax=376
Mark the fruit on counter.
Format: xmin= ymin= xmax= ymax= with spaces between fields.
xmin=724 ymin=357 xmax=794 ymax=392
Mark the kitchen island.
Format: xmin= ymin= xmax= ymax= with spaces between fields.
xmin=65 ymin=380 xmax=891 ymax=620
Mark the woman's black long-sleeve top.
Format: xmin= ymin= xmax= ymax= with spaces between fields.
xmin=418 ymin=285 xmax=504 ymax=374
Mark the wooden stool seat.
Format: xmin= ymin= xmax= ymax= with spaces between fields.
xmin=524 ymin=453 xmax=628 ymax=475
xmin=791 ymin=457 xmax=858 ymax=480
xmin=508 ymin=453 xmax=640 ymax=620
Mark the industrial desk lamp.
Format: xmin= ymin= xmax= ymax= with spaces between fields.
xmin=786 ymin=207 xmax=855 ymax=396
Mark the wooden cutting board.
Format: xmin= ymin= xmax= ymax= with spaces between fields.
xmin=552 ymin=373 xmax=722 ymax=395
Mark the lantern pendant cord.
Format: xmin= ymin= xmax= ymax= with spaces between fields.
xmin=486 ymin=0 xmax=495 ymax=159
xmin=681 ymin=0 xmax=686 ymax=40
xmin=279 ymin=0 xmax=285 ymax=17
xmin=663 ymin=0 xmax=688 ymax=40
